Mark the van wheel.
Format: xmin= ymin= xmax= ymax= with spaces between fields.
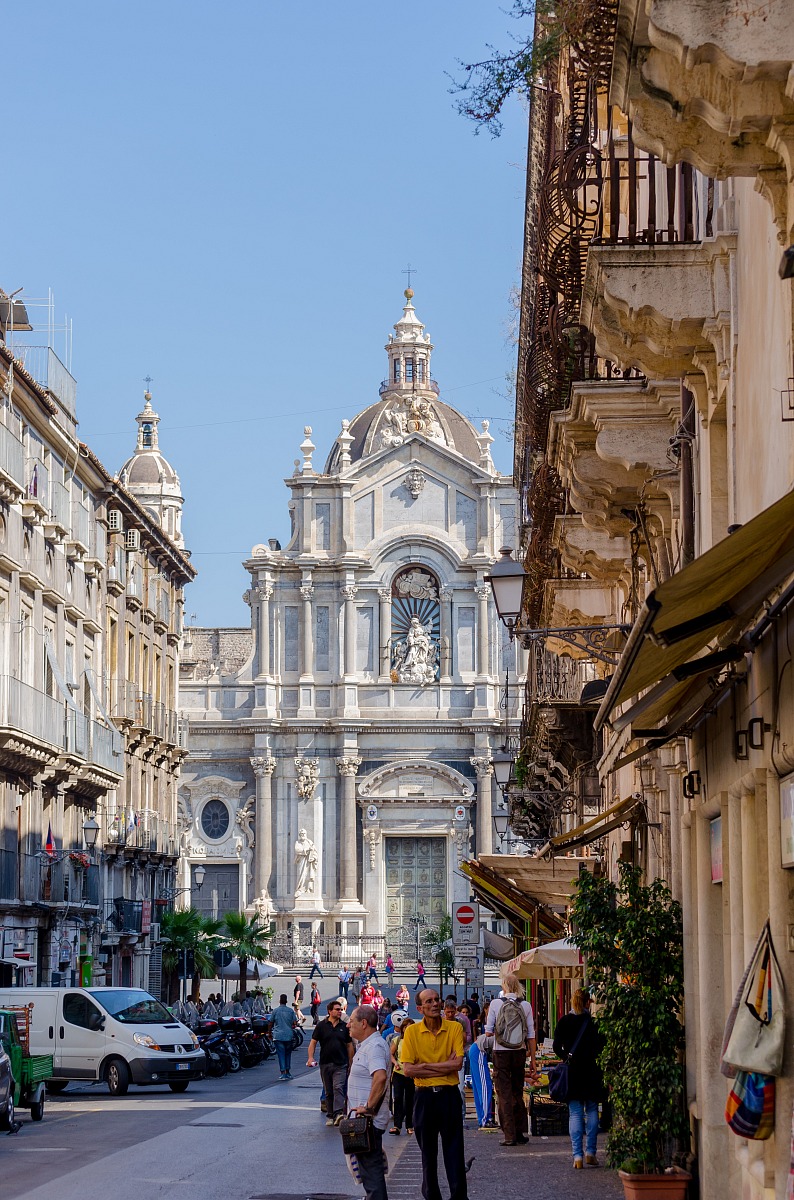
xmin=105 ymin=1059 xmax=130 ymax=1096
xmin=168 ymin=1081 xmax=190 ymax=1093
xmin=46 ymin=1080 xmax=68 ymax=1094
xmin=30 ymin=1095 xmax=45 ymax=1121
xmin=0 ymin=1092 xmax=14 ymax=1131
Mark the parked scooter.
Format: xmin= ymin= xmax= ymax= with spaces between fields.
xmin=196 ymin=1020 xmax=240 ymax=1073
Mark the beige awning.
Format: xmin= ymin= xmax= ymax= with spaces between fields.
xmin=477 ymin=854 xmax=597 ymax=907
xmin=595 ymin=489 xmax=794 ymax=731
xmin=504 ymin=938 xmax=584 ymax=981
xmin=532 ymin=795 xmax=643 ymax=857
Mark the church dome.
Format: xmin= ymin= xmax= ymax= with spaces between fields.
xmin=118 ymin=390 xmax=185 ymax=547
xmin=325 ymin=291 xmax=487 ymax=473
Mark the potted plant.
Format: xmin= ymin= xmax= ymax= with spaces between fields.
xmin=68 ymin=850 xmax=91 ymax=871
xmin=570 ymin=863 xmax=691 ymax=1199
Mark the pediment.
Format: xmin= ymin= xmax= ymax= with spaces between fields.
xmin=358 ymin=760 xmax=474 ymax=801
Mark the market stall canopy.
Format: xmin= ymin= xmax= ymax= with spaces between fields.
xmin=219 ymin=960 xmax=282 ymax=979
xmin=483 ymin=929 xmax=516 ymax=960
xmin=477 ymin=854 xmax=597 ymax=908
xmin=460 ymin=858 xmax=565 ymax=938
xmin=505 ymin=938 xmax=584 ymax=980
xmin=595 ymin=488 xmax=794 ymax=736
xmin=532 ymin=795 xmax=643 ymax=857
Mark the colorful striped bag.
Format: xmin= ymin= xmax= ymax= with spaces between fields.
xmin=725 ymin=1070 xmax=775 ymax=1140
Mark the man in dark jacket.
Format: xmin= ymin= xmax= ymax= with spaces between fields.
xmin=552 ymin=989 xmax=605 ymax=1169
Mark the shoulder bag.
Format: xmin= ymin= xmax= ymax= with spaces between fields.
xmin=339 ymin=1070 xmax=388 ymax=1154
xmin=723 ymin=920 xmax=786 ymax=1077
xmin=547 ymin=1014 xmax=590 ymax=1104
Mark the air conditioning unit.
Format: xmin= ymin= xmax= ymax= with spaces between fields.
xmin=149 ymin=922 xmax=160 ymax=944
xmin=125 ymin=529 xmax=140 ymax=552
xmin=107 ymin=509 xmax=123 ymax=533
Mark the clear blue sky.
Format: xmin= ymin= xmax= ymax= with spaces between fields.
xmin=4 ymin=2 xmax=528 ymax=626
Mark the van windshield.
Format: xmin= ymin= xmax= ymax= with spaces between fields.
xmin=88 ymin=989 xmax=173 ymax=1025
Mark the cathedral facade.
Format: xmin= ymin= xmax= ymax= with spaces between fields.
xmin=179 ymin=292 xmax=521 ymax=938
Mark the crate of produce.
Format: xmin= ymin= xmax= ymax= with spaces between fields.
xmin=529 ymin=1093 xmax=568 ymax=1137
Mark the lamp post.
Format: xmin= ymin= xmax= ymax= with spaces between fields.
xmin=493 ymin=811 xmax=510 ymax=851
xmin=82 ymin=817 xmax=100 ymax=853
xmin=491 ymin=747 xmax=515 ymax=792
xmin=485 ymin=547 xmax=526 ymax=639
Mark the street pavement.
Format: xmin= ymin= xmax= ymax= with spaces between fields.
xmin=0 ymin=973 xmax=622 ymax=1200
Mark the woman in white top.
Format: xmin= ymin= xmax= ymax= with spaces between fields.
xmin=484 ymin=972 xmax=538 ymax=1146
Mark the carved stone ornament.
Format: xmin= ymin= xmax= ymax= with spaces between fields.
xmin=470 ymin=756 xmax=493 ymax=779
xmin=366 ymin=826 xmax=382 ymax=870
xmin=337 ymin=755 xmax=362 ymax=777
xmin=392 ymin=616 xmax=438 ymax=685
xmin=377 ymin=397 xmax=444 ymax=450
xmin=402 ymin=467 xmax=426 ymax=499
xmin=394 ymin=569 xmax=437 ymax=600
xmin=251 ymin=755 xmax=276 ymax=778
xmin=342 ymin=584 xmax=358 ymax=601
xmin=295 ymin=757 xmax=320 ymax=800
xmin=256 ymin=584 xmax=274 ymax=601
xmin=454 ymin=827 xmax=470 ymax=865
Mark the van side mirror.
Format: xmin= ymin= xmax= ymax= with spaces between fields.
xmin=88 ymin=1013 xmax=105 ymax=1032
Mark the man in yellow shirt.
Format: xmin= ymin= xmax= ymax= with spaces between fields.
xmin=400 ymin=989 xmax=468 ymax=1200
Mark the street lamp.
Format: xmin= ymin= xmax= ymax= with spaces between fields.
xmin=485 ymin=547 xmax=526 ymax=639
xmin=493 ymin=811 xmax=510 ymax=849
xmin=82 ymin=817 xmax=100 ymax=852
xmin=160 ymin=864 xmax=205 ymax=901
xmin=491 ymin=747 xmax=515 ymax=791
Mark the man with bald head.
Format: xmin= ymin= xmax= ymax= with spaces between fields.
xmin=400 ymin=988 xmax=467 ymax=1200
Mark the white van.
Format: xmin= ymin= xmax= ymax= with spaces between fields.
xmin=0 ymin=987 xmax=205 ymax=1095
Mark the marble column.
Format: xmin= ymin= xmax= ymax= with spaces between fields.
xmin=300 ymin=583 xmax=314 ymax=675
xmin=439 ymin=587 xmax=453 ymax=681
xmin=256 ymin=584 xmax=272 ymax=677
xmin=343 ymin=585 xmax=357 ymax=676
xmin=250 ymin=755 xmax=276 ymax=898
xmin=470 ymin=756 xmax=493 ymax=857
xmin=476 ymin=585 xmax=490 ymax=677
xmin=337 ymin=755 xmax=362 ymax=902
xmin=378 ymin=589 xmax=391 ymax=678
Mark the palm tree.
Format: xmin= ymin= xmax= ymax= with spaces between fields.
xmin=220 ymin=911 xmax=273 ymax=1000
xmin=161 ymin=907 xmax=222 ymax=1004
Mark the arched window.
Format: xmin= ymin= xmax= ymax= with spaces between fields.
xmin=142 ymin=423 xmax=153 ymax=448
xmin=390 ymin=565 xmax=440 ymax=685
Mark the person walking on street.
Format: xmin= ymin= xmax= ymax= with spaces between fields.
xmin=401 ymin=989 xmax=467 ymax=1200
xmin=553 ymin=988 xmax=605 ymax=1169
xmin=413 ymin=960 xmax=426 ymax=991
xmin=367 ymin=954 xmax=379 ymax=982
xmin=310 ymin=947 xmax=324 ymax=979
xmin=346 ymin=1005 xmax=392 ymax=1200
xmin=293 ymin=975 xmax=306 ymax=1025
xmin=270 ymin=993 xmax=298 ymax=1079
xmin=338 ymin=965 xmax=352 ymax=1000
xmin=307 ymin=998 xmax=354 ymax=1126
xmin=484 ymin=972 xmax=537 ymax=1146
xmin=310 ymin=981 xmax=321 ymax=1025
xmin=356 ymin=965 xmax=368 ymax=1000
xmin=385 ymin=953 xmax=395 ymax=985
xmin=388 ymin=1011 xmax=415 ymax=1136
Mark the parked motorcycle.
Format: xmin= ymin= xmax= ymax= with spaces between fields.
xmin=196 ymin=1021 xmax=239 ymax=1074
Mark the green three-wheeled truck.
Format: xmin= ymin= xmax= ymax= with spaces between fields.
xmin=0 ymin=1005 xmax=52 ymax=1123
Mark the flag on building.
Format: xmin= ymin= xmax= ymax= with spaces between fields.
xmin=45 ymin=822 xmax=54 ymax=858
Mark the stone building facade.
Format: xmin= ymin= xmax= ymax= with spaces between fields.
xmin=0 ymin=298 xmax=193 ymax=995
xmin=510 ymin=5 xmax=794 ymax=1199
xmin=180 ymin=292 xmax=521 ymax=941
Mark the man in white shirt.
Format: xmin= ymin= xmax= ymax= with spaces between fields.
xmin=484 ymin=971 xmax=538 ymax=1146
xmin=347 ymin=1005 xmax=391 ymax=1200
xmin=310 ymin=947 xmax=324 ymax=979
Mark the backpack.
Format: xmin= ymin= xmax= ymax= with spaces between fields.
xmin=494 ymin=998 xmax=528 ymax=1049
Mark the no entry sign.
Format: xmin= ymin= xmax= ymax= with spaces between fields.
xmin=452 ymin=901 xmax=480 ymax=945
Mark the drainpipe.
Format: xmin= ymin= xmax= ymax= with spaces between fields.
xmin=680 ymin=383 xmax=696 ymax=566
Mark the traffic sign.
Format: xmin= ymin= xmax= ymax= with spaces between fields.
xmin=452 ymin=902 xmax=480 ymax=945
xmin=454 ymin=946 xmax=481 ymax=965
xmin=465 ymin=967 xmax=484 ymax=990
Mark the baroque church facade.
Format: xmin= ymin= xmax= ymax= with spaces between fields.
xmin=179 ymin=292 xmax=521 ymax=938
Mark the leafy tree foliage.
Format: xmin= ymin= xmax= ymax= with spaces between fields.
xmin=220 ymin=911 xmax=273 ymax=999
xmin=161 ymin=907 xmax=222 ymax=1004
xmin=424 ymin=913 xmax=455 ymax=985
xmin=570 ymin=863 xmax=688 ymax=1173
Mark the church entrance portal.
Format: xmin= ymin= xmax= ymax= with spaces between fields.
xmin=385 ymin=837 xmax=446 ymax=940
xmin=192 ymin=864 xmax=239 ymax=920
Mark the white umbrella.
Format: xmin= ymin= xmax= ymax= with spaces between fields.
xmin=504 ymin=938 xmax=583 ymax=980
xmin=219 ymin=959 xmax=283 ymax=979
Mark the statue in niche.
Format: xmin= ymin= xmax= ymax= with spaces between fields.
xmin=393 ymin=616 xmax=438 ymax=685
xmin=294 ymin=828 xmax=319 ymax=895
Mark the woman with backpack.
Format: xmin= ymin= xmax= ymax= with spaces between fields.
xmin=484 ymin=971 xmax=538 ymax=1146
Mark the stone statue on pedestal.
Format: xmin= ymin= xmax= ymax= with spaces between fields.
xmin=294 ymin=828 xmax=319 ymax=895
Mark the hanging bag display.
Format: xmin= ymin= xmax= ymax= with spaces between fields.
xmin=547 ymin=1013 xmax=590 ymax=1104
xmin=725 ymin=1070 xmax=776 ymax=1140
xmin=723 ymin=920 xmax=786 ymax=1077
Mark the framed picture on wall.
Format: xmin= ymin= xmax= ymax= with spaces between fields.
xmin=709 ymin=816 xmax=723 ymax=883
xmin=781 ymin=776 xmax=794 ymax=868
